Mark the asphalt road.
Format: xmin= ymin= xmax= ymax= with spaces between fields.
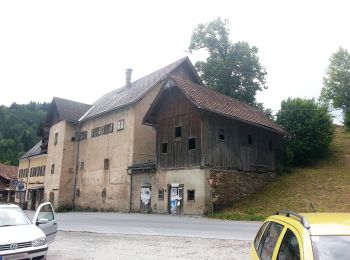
xmin=26 ymin=211 xmax=261 ymax=241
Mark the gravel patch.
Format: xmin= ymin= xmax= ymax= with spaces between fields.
xmin=48 ymin=231 xmax=251 ymax=260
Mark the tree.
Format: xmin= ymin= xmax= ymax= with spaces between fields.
xmin=0 ymin=102 xmax=48 ymax=165
xmin=188 ymin=17 xmax=267 ymax=106
xmin=320 ymin=47 xmax=350 ymax=129
xmin=276 ymin=98 xmax=335 ymax=166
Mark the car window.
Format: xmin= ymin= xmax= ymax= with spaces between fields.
xmin=38 ymin=204 xmax=54 ymax=221
xmin=277 ymin=228 xmax=300 ymax=260
xmin=258 ymin=222 xmax=284 ymax=260
xmin=0 ymin=207 xmax=31 ymax=226
xmin=312 ymin=236 xmax=350 ymax=260
xmin=254 ymin=221 xmax=270 ymax=250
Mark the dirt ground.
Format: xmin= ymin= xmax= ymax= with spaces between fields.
xmin=47 ymin=231 xmax=251 ymax=260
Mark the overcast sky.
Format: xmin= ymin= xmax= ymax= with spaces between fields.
xmin=1 ymin=0 xmax=349 ymax=122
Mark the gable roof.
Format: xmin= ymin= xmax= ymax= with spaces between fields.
xmin=0 ymin=163 xmax=18 ymax=181
xmin=144 ymin=75 xmax=286 ymax=135
xmin=53 ymin=97 xmax=92 ymax=122
xmin=45 ymin=97 xmax=92 ymax=125
xmin=79 ymin=57 xmax=200 ymax=121
xmin=20 ymin=141 xmax=43 ymax=159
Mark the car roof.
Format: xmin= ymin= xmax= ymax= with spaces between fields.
xmin=269 ymin=212 xmax=350 ymax=236
xmin=301 ymin=213 xmax=350 ymax=236
xmin=0 ymin=203 xmax=19 ymax=208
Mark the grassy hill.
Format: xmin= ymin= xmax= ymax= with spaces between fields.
xmin=212 ymin=126 xmax=350 ymax=221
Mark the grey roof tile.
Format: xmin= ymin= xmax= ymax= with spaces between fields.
xmin=53 ymin=97 xmax=91 ymax=122
xmin=79 ymin=57 xmax=189 ymax=121
xmin=20 ymin=141 xmax=43 ymax=159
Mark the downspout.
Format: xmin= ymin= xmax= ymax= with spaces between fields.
xmin=72 ymin=123 xmax=81 ymax=211
xmin=25 ymin=158 xmax=31 ymax=207
xmin=127 ymin=168 xmax=132 ymax=213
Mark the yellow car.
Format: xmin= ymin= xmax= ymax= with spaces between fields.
xmin=250 ymin=210 xmax=350 ymax=260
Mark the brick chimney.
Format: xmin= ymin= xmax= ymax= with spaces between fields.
xmin=125 ymin=68 xmax=133 ymax=87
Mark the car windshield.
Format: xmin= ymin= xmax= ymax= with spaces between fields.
xmin=0 ymin=207 xmax=31 ymax=227
xmin=312 ymin=236 xmax=350 ymax=260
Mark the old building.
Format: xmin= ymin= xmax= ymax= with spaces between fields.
xmin=18 ymin=57 xmax=285 ymax=215
xmin=16 ymin=141 xmax=47 ymax=209
xmin=142 ymin=75 xmax=286 ymax=214
xmin=41 ymin=57 xmax=201 ymax=211
xmin=41 ymin=97 xmax=92 ymax=209
xmin=0 ymin=163 xmax=18 ymax=203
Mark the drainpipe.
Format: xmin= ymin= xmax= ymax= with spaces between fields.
xmin=127 ymin=168 xmax=132 ymax=213
xmin=72 ymin=124 xmax=81 ymax=211
xmin=24 ymin=158 xmax=31 ymax=208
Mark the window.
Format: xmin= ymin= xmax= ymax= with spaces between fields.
xmin=80 ymin=161 xmax=85 ymax=170
xmin=187 ymin=190 xmax=195 ymax=201
xmin=175 ymin=126 xmax=182 ymax=138
xmin=37 ymin=204 xmax=54 ymax=221
xmin=51 ymin=164 xmax=55 ymax=174
xmin=161 ymin=142 xmax=168 ymax=153
xmin=19 ymin=169 xmax=23 ymax=178
xmin=258 ymin=222 xmax=283 ymax=260
xmin=218 ymin=128 xmax=225 ymax=141
xmin=117 ymin=119 xmax=125 ymax=131
xmin=277 ymin=229 xmax=300 ymax=260
xmin=30 ymin=167 xmax=34 ymax=177
xmin=101 ymin=188 xmax=107 ymax=199
xmin=158 ymin=189 xmax=164 ymax=200
xmin=76 ymin=188 xmax=80 ymax=197
xmin=254 ymin=222 xmax=270 ymax=250
xmin=24 ymin=168 xmax=28 ymax=177
xmin=54 ymin=132 xmax=58 ymax=145
xmin=80 ymin=131 xmax=87 ymax=140
xmin=188 ymin=137 xmax=196 ymax=150
xmin=41 ymin=166 xmax=46 ymax=176
xmin=103 ymin=123 xmax=114 ymax=135
xmin=104 ymin=158 xmax=109 ymax=170
xmin=248 ymin=135 xmax=253 ymax=145
xmin=91 ymin=127 xmax=102 ymax=138
xmin=268 ymin=141 xmax=273 ymax=151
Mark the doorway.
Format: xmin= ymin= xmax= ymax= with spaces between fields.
xmin=140 ymin=185 xmax=151 ymax=213
xmin=168 ymin=184 xmax=183 ymax=214
xmin=31 ymin=190 xmax=37 ymax=210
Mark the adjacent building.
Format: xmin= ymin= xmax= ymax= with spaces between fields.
xmin=16 ymin=141 xmax=46 ymax=209
xmin=142 ymin=75 xmax=286 ymax=214
xmin=0 ymin=163 xmax=18 ymax=203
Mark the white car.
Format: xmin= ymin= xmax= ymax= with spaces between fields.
xmin=0 ymin=202 xmax=57 ymax=260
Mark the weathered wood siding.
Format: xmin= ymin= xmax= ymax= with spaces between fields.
xmin=201 ymin=113 xmax=282 ymax=171
xmin=156 ymin=88 xmax=201 ymax=169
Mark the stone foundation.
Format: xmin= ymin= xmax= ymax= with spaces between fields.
xmin=210 ymin=169 xmax=275 ymax=211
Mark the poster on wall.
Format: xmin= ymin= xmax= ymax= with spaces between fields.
xmin=141 ymin=187 xmax=151 ymax=205
xmin=170 ymin=186 xmax=182 ymax=214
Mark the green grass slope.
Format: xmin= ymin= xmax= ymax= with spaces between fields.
xmin=212 ymin=126 xmax=350 ymax=221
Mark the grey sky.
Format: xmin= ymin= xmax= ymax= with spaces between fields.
xmin=1 ymin=0 xmax=349 ymax=122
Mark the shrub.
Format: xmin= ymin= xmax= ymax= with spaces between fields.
xmin=276 ymin=98 xmax=335 ymax=165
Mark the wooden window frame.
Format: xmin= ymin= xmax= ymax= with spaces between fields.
xmin=54 ymin=132 xmax=58 ymax=145
xmin=175 ymin=126 xmax=182 ymax=138
xmin=104 ymin=158 xmax=109 ymax=170
xmin=218 ymin=128 xmax=225 ymax=141
xmin=248 ymin=135 xmax=253 ymax=145
xmin=187 ymin=190 xmax=195 ymax=201
xmin=117 ymin=119 xmax=125 ymax=131
xmin=158 ymin=189 xmax=164 ymax=200
xmin=161 ymin=142 xmax=168 ymax=154
xmin=188 ymin=137 xmax=196 ymax=150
